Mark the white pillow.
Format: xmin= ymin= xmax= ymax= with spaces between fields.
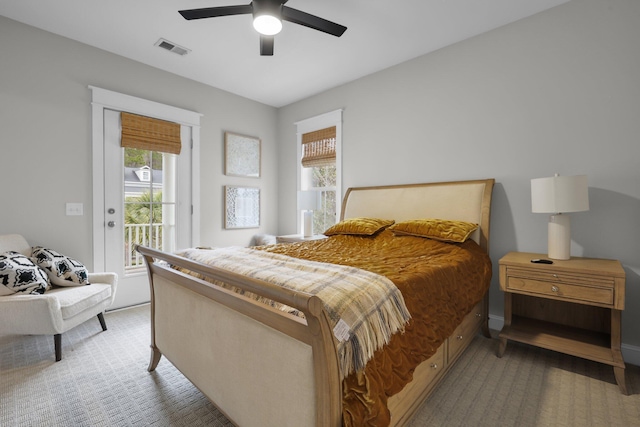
xmin=31 ymin=247 xmax=90 ymax=287
xmin=0 ymin=251 xmax=50 ymax=295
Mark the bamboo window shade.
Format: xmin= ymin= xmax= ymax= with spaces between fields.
xmin=301 ymin=126 xmax=336 ymax=168
xmin=121 ymin=112 xmax=181 ymax=155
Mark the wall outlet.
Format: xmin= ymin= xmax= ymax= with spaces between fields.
xmin=66 ymin=202 xmax=84 ymax=216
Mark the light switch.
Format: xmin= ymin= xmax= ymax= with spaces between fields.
xmin=66 ymin=203 xmax=84 ymax=216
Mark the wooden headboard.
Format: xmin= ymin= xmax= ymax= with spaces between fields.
xmin=341 ymin=179 xmax=495 ymax=252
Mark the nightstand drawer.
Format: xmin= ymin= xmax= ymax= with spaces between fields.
xmin=506 ymin=276 xmax=614 ymax=306
xmin=506 ymin=267 xmax=615 ymax=288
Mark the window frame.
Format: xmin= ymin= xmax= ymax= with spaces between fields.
xmin=295 ymin=109 xmax=343 ymax=235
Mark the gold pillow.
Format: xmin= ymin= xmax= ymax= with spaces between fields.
xmin=389 ymin=219 xmax=479 ymax=243
xmin=324 ymin=217 xmax=395 ymax=236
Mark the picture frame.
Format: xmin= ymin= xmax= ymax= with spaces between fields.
xmin=224 ymin=186 xmax=260 ymax=229
xmin=224 ymin=132 xmax=261 ymax=178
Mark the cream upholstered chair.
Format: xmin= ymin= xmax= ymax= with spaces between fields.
xmin=0 ymin=234 xmax=118 ymax=361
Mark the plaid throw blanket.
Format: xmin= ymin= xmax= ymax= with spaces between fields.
xmin=176 ymin=247 xmax=411 ymax=378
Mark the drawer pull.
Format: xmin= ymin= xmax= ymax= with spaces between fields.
xmin=430 ymin=363 xmax=438 ymax=369
xmin=475 ymin=312 xmax=482 ymax=318
xmin=551 ymin=285 xmax=559 ymax=293
xmin=456 ymin=335 xmax=463 ymax=341
xmin=553 ymin=274 xmax=559 ymax=279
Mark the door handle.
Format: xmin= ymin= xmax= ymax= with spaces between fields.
xmin=107 ymin=221 xmax=116 ymax=228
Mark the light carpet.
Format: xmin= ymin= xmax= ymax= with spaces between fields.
xmin=1 ymin=305 xmax=638 ymax=426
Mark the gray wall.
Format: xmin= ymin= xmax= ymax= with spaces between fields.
xmin=0 ymin=15 xmax=278 ymax=261
xmin=276 ymin=0 xmax=640 ymax=350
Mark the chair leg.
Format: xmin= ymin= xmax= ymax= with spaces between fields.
xmin=54 ymin=334 xmax=62 ymax=362
xmin=97 ymin=312 xmax=107 ymax=331
xmin=52 ymin=314 xmax=106 ymax=362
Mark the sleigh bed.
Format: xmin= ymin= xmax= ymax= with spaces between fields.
xmin=137 ymin=178 xmax=494 ymax=427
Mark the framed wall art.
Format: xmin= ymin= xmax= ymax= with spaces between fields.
xmin=224 ymin=186 xmax=260 ymax=229
xmin=224 ymin=132 xmax=261 ymax=178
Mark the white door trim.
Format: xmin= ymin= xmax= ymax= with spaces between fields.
xmin=89 ymin=85 xmax=202 ymax=271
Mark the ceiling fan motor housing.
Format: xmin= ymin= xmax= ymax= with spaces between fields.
xmin=252 ymin=0 xmax=284 ymax=36
xmin=252 ymin=0 xmax=283 ymax=20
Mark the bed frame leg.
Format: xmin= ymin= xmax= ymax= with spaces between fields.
xmin=148 ymin=346 xmax=162 ymax=371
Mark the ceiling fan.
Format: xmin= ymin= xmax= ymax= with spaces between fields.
xmin=179 ymin=0 xmax=347 ymax=56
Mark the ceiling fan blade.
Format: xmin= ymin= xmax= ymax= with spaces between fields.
xmin=281 ymin=6 xmax=347 ymax=37
xmin=260 ymin=36 xmax=274 ymax=56
xmin=179 ymin=5 xmax=253 ymax=20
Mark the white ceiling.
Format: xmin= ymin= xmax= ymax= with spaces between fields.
xmin=0 ymin=0 xmax=568 ymax=107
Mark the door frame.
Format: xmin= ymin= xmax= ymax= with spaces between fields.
xmin=90 ymin=86 xmax=201 ymax=272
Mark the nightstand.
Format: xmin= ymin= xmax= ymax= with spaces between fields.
xmin=276 ymin=234 xmax=327 ymax=244
xmin=497 ymin=252 xmax=627 ymax=394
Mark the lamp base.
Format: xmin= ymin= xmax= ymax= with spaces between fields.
xmin=548 ymin=214 xmax=571 ymax=260
xmin=303 ymin=211 xmax=313 ymax=237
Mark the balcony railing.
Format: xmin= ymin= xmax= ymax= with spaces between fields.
xmin=125 ymin=223 xmax=163 ymax=270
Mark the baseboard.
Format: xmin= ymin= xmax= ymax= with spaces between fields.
xmin=488 ymin=314 xmax=640 ymax=367
xmin=106 ymin=302 xmax=150 ymax=313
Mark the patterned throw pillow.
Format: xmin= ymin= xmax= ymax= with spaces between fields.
xmin=0 ymin=251 xmax=50 ymax=295
xmin=31 ymin=247 xmax=90 ymax=287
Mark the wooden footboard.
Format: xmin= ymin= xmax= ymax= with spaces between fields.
xmin=139 ymin=246 xmax=342 ymax=427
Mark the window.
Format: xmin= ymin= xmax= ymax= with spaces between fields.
xmin=134 ymin=166 xmax=151 ymax=183
xmin=123 ymin=148 xmax=177 ymax=270
xmin=119 ymin=112 xmax=182 ymax=270
xmin=296 ymin=110 xmax=342 ymax=235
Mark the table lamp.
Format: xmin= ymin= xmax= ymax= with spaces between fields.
xmin=531 ymin=174 xmax=589 ymax=260
xmin=298 ymin=190 xmax=319 ymax=237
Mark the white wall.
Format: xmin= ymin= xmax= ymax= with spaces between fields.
xmin=276 ymin=0 xmax=640 ymax=350
xmin=0 ymin=16 xmax=278 ymax=262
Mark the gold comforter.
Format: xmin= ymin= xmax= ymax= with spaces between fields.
xmin=259 ymin=229 xmax=492 ymax=426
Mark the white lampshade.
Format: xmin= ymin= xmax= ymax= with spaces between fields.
xmin=531 ymin=174 xmax=589 ymax=260
xmin=297 ymin=190 xmax=319 ymax=211
xmin=531 ymin=174 xmax=589 ymax=214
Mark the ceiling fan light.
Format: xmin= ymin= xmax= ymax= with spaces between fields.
xmin=253 ymin=14 xmax=282 ymax=35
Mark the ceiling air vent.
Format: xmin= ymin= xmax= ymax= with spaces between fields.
xmin=155 ymin=38 xmax=190 ymax=56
